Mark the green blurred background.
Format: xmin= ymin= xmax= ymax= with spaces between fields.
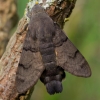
xmin=17 ymin=0 xmax=100 ymax=100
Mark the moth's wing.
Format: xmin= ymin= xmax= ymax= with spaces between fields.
xmin=53 ymin=24 xmax=91 ymax=77
xmin=16 ymin=29 xmax=44 ymax=93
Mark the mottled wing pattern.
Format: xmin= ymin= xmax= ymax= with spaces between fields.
xmin=16 ymin=29 xmax=44 ymax=93
xmin=53 ymin=24 xmax=91 ymax=77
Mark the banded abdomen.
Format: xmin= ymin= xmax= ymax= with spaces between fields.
xmin=39 ymin=32 xmax=65 ymax=94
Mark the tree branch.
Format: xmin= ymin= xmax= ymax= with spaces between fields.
xmin=0 ymin=0 xmax=18 ymax=58
xmin=0 ymin=17 xmax=27 ymax=100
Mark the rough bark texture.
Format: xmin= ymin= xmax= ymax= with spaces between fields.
xmin=0 ymin=0 xmax=18 ymax=58
xmin=0 ymin=17 xmax=27 ymax=100
xmin=46 ymin=0 xmax=76 ymax=28
xmin=0 ymin=0 xmax=77 ymax=100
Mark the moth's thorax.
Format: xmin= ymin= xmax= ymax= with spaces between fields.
xmin=28 ymin=6 xmax=55 ymax=42
xmin=31 ymin=4 xmax=45 ymax=16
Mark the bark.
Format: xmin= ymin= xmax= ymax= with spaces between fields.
xmin=0 ymin=17 xmax=27 ymax=100
xmin=0 ymin=0 xmax=18 ymax=58
xmin=0 ymin=0 xmax=77 ymax=100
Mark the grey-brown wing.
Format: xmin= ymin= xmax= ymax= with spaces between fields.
xmin=16 ymin=29 xmax=44 ymax=93
xmin=53 ymin=24 xmax=91 ymax=77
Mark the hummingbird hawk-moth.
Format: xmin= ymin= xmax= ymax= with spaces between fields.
xmin=16 ymin=4 xmax=91 ymax=95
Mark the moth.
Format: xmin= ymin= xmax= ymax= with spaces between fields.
xmin=16 ymin=4 xmax=91 ymax=95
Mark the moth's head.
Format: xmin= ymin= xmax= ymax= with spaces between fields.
xmin=31 ymin=4 xmax=45 ymax=16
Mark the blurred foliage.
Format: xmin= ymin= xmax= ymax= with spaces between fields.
xmin=17 ymin=0 xmax=100 ymax=100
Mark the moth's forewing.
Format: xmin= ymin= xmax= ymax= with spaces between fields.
xmin=53 ymin=24 xmax=91 ymax=77
xmin=16 ymin=27 xmax=44 ymax=94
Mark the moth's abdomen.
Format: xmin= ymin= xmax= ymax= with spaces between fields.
xmin=39 ymin=41 xmax=65 ymax=94
xmin=39 ymin=42 xmax=56 ymax=71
